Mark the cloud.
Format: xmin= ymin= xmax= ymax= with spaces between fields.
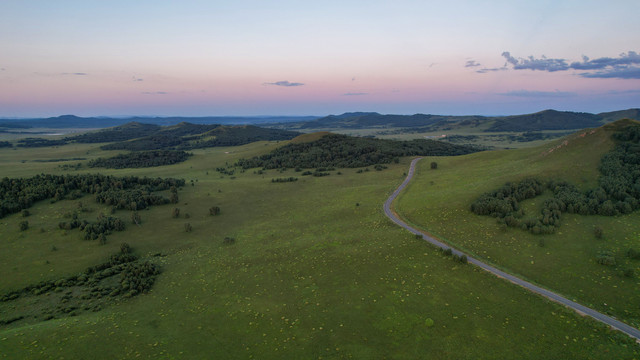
xmin=342 ymin=92 xmax=368 ymax=96
xmin=498 ymin=90 xmax=575 ymax=98
xmin=141 ymin=91 xmax=168 ymax=95
xmin=498 ymin=50 xmax=640 ymax=79
xmin=132 ymin=76 xmax=144 ymax=82
xmin=501 ymin=52 xmax=569 ymax=72
xmin=570 ymin=51 xmax=640 ymax=70
xmin=465 ymin=60 xmax=481 ymax=68
xmin=263 ymin=80 xmax=304 ymax=87
xmin=62 ymin=72 xmax=88 ymax=76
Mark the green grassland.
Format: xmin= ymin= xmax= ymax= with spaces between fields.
xmin=0 ymin=137 xmax=638 ymax=358
xmin=396 ymin=122 xmax=640 ymax=330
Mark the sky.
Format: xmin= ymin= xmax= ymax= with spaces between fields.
xmin=1 ymin=0 xmax=639 ymax=117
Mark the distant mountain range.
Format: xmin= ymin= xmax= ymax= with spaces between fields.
xmin=1 ymin=109 xmax=638 ymax=133
xmin=0 ymin=115 xmax=319 ymax=129
xmin=267 ymin=109 xmax=640 ymax=132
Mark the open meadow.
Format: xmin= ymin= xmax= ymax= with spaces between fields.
xmin=0 ymin=135 xmax=639 ymax=359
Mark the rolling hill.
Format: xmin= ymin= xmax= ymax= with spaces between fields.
xmin=272 ymin=108 xmax=640 ymax=132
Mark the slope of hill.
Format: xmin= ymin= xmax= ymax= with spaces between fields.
xmin=71 ymin=122 xmax=162 ymax=143
xmin=98 ymin=123 xmax=299 ymax=151
xmin=396 ymin=119 xmax=640 ymax=329
xmin=486 ymin=109 xmax=602 ymax=131
xmin=236 ymin=133 xmax=478 ymax=169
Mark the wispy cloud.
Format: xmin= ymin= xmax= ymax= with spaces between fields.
xmin=132 ymin=76 xmax=144 ymax=82
xmin=606 ymin=89 xmax=640 ymax=95
xmin=34 ymin=72 xmax=88 ymax=77
xmin=476 ymin=67 xmax=507 ymax=74
xmin=579 ymin=67 xmax=640 ymax=79
xmin=497 ymin=50 xmax=640 ymax=79
xmin=342 ymin=92 xmax=368 ymax=96
xmin=498 ymin=90 xmax=575 ymax=98
xmin=141 ymin=91 xmax=168 ymax=95
xmin=465 ymin=60 xmax=481 ymax=68
xmin=263 ymin=80 xmax=304 ymax=87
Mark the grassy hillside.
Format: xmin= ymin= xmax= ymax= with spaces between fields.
xmin=0 ymin=137 xmax=638 ymax=358
xmin=397 ymin=120 xmax=640 ymax=328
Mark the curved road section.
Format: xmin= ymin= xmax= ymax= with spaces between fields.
xmin=384 ymin=157 xmax=640 ymax=341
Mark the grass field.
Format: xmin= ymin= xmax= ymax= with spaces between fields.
xmin=1 ymin=137 xmax=639 ymax=359
xmin=396 ymin=124 xmax=640 ymax=330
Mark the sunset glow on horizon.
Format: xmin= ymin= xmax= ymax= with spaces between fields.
xmin=1 ymin=1 xmax=639 ymax=118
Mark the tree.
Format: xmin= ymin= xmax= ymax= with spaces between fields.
xmin=209 ymin=206 xmax=221 ymax=216
xmin=430 ymin=161 xmax=438 ymax=170
xmin=172 ymin=208 xmax=180 ymax=218
xmin=184 ymin=223 xmax=192 ymax=232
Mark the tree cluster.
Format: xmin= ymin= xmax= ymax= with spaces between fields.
xmin=82 ymin=215 xmax=126 ymax=241
xmin=271 ymin=177 xmax=298 ymax=183
xmin=15 ymin=138 xmax=68 ymax=148
xmin=0 ymin=173 xmax=185 ymax=219
xmin=88 ymin=150 xmax=192 ymax=169
xmin=235 ymin=134 xmax=477 ymax=170
xmin=471 ymin=124 xmax=640 ymax=234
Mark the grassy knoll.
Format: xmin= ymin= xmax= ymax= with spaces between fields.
xmin=0 ymin=139 xmax=638 ymax=358
xmin=396 ymin=123 xmax=640 ymax=329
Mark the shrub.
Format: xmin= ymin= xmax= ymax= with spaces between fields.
xmin=184 ymin=223 xmax=192 ymax=232
xmin=19 ymin=220 xmax=28 ymax=231
xmin=626 ymin=248 xmax=640 ymax=260
xmin=594 ymin=226 xmax=604 ymax=239
xmin=443 ymin=248 xmax=452 ymax=256
xmin=209 ymin=206 xmax=221 ymax=216
xmin=223 ymin=237 xmax=236 ymax=245
xmin=172 ymin=208 xmax=180 ymax=218
xmin=459 ymin=255 xmax=468 ymax=264
xmin=596 ymin=251 xmax=616 ymax=266
xmin=120 ymin=243 xmax=132 ymax=254
xmin=430 ymin=162 xmax=438 ymax=169
xmin=131 ymin=212 xmax=141 ymax=225
xmin=21 ymin=209 xmax=30 ymax=217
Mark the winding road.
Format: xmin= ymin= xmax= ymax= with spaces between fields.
xmin=384 ymin=157 xmax=640 ymax=341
